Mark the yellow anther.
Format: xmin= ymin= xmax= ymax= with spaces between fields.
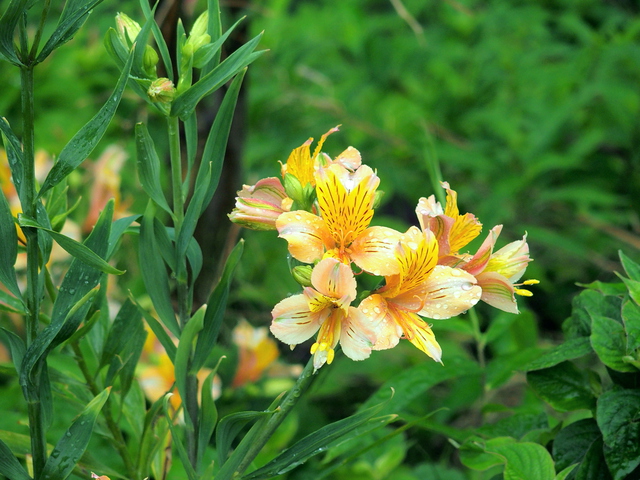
xmin=523 ymin=279 xmax=540 ymax=285
xmin=327 ymin=349 xmax=335 ymax=364
xmin=310 ymin=343 xmax=319 ymax=354
xmin=515 ymin=288 xmax=533 ymax=297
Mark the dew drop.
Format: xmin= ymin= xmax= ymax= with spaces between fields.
xmin=461 ymin=282 xmax=473 ymax=291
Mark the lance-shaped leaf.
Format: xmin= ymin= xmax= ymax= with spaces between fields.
xmin=38 ymin=49 xmax=134 ymax=197
xmin=193 ymin=240 xmax=243 ymax=371
xmin=241 ymin=402 xmax=391 ymax=479
xmin=0 ymin=437 xmax=30 ymax=480
xmin=139 ymin=0 xmax=173 ymax=80
xmin=139 ymin=201 xmax=180 ymax=337
xmin=21 ymin=201 xmax=114 ymax=384
xmin=170 ymin=32 xmax=264 ymax=119
xmin=107 ymin=213 xmax=140 ymax=259
xmin=620 ymin=251 xmax=640 ymax=282
xmin=99 ymin=299 xmax=143 ymax=369
xmin=198 ymin=67 xmax=246 ymax=215
xmin=40 ymin=388 xmax=111 ymax=480
xmin=216 ymin=410 xmax=274 ymax=466
xmin=174 ymin=305 xmax=205 ymax=428
xmin=0 ymin=190 xmax=22 ymax=300
xmin=130 ymin=294 xmax=177 ymax=362
xmin=36 ymin=0 xmax=105 ymax=62
xmin=203 ymin=0 xmax=222 ymax=73
xmin=0 ymin=0 xmax=28 ymax=65
xmin=18 ymin=215 xmax=124 ymax=275
xmin=135 ymin=123 xmax=173 ymax=216
xmin=197 ymin=360 xmax=223 ymax=467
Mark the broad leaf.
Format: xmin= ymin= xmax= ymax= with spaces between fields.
xmin=591 ymin=314 xmax=636 ymax=373
xmin=527 ymin=361 xmax=597 ymax=412
xmin=525 ymin=337 xmax=593 ymax=371
xmin=552 ymin=418 xmax=609 ymax=480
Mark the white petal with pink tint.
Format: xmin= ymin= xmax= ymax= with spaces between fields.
xmin=419 ymin=265 xmax=481 ymax=319
xmin=270 ymin=294 xmax=324 ymax=345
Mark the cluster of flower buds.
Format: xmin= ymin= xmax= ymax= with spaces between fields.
xmin=229 ymin=127 xmax=536 ymax=371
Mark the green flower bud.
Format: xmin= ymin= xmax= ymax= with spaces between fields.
xmin=148 ymin=78 xmax=176 ymax=103
xmin=115 ymin=13 xmax=141 ymax=48
xmin=292 ymin=265 xmax=313 ymax=287
xmin=143 ymin=46 xmax=159 ymax=78
xmin=372 ymin=190 xmax=385 ymax=210
xmin=283 ymin=173 xmax=304 ymax=206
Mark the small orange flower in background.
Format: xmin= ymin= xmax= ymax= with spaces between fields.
xmin=232 ymin=319 xmax=280 ymax=387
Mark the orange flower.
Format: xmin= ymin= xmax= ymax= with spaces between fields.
xmin=277 ymin=163 xmax=401 ymax=276
xmin=232 ymin=319 xmax=280 ymax=387
xmin=359 ymin=227 xmax=481 ymax=362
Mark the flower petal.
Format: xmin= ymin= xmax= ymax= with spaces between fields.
xmin=333 ymin=146 xmax=362 ymax=171
xmin=400 ymin=312 xmax=443 ymax=363
xmin=359 ymin=294 xmax=402 ymax=351
xmin=419 ymin=265 xmax=481 ymax=319
xmin=340 ymin=307 xmax=376 ymax=361
xmin=311 ymin=257 xmax=357 ymax=302
xmin=350 ymin=226 xmax=402 ymax=276
xmin=271 ymin=294 xmax=324 ymax=345
xmin=277 ymin=210 xmax=333 ymax=263
xmin=476 ymin=271 xmax=519 ymax=314
xmin=463 ymin=225 xmax=502 ymax=276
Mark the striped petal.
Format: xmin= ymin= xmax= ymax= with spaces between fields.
xmin=463 ymin=225 xmax=502 ymax=276
xmin=310 ymin=257 xmax=357 ymax=304
xmin=476 ymin=271 xmax=519 ymax=314
xmin=277 ymin=210 xmax=333 ymax=263
xmin=419 ymin=265 xmax=481 ymax=319
xmin=270 ymin=294 xmax=325 ymax=345
xmin=359 ymin=294 xmax=402 ymax=351
xmin=399 ymin=311 xmax=443 ymax=363
xmin=340 ymin=307 xmax=376 ymax=361
xmin=350 ymin=226 xmax=402 ymax=276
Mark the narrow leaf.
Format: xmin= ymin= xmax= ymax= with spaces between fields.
xmin=174 ymin=306 xmax=205 ymax=425
xmin=139 ymin=201 xmax=180 ymax=337
xmin=139 ymin=0 xmax=173 ymax=80
xmin=0 ymin=437 xmax=30 ymax=480
xmin=135 ymin=123 xmax=173 ymax=215
xmin=99 ymin=299 xmax=143 ymax=368
xmin=36 ymin=0 xmax=104 ymax=62
xmin=170 ymin=33 xmax=263 ymax=119
xmin=198 ymin=364 xmax=222 ymax=467
xmin=39 ymin=49 xmax=134 ymax=197
xmin=0 ymin=118 xmax=24 ymax=204
xmin=198 ymin=68 xmax=247 ymax=214
xmin=216 ymin=410 xmax=273 ymax=465
xmin=0 ymin=328 xmax=25 ymax=376
xmin=0 ymin=0 xmax=28 ymax=65
xmin=163 ymin=394 xmax=198 ymax=480
xmin=130 ymin=295 xmax=177 ymax=362
xmin=193 ymin=240 xmax=243 ymax=370
xmin=18 ymin=215 xmax=124 ymax=275
xmin=41 ymin=388 xmax=111 ymax=480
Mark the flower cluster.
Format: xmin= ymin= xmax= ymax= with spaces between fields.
xmin=230 ymin=128 xmax=536 ymax=371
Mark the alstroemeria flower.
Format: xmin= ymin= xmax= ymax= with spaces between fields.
xmin=270 ymin=257 xmax=375 ymax=371
xmin=229 ymin=177 xmax=292 ymax=231
xmin=231 ymin=319 xmax=280 ymax=387
xmin=359 ymin=227 xmax=481 ymax=362
xmin=277 ymin=163 xmax=401 ymax=275
xmin=416 ymin=181 xmax=482 ymax=262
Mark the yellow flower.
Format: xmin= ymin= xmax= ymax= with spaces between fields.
xmin=280 ymin=126 xmax=340 ymax=188
xmin=231 ymin=319 xmax=280 ymax=387
xmin=359 ymin=227 xmax=481 ymax=362
xmin=270 ymin=257 xmax=375 ymax=371
xmin=229 ymin=177 xmax=291 ymax=231
xmin=277 ymin=163 xmax=401 ymax=276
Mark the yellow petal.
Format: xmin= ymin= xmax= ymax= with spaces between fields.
xmin=349 ymin=226 xmax=402 ymax=276
xmin=419 ymin=265 xmax=481 ymax=319
xmin=277 ymin=210 xmax=333 ymax=263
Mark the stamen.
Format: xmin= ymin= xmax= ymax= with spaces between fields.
xmin=515 ymin=288 xmax=533 ymax=297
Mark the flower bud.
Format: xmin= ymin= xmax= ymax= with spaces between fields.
xmin=291 ymin=265 xmax=313 ymax=287
xmin=143 ymin=46 xmax=159 ymax=78
xmin=228 ymin=177 xmax=291 ymax=230
xmin=115 ymin=13 xmax=141 ymax=48
xmin=283 ymin=173 xmax=304 ymax=206
xmin=372 ymin=190 xmax=385 ymax=210
xmin=147 ymin=78 xmax=176 ymax=103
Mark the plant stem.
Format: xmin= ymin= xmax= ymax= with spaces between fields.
xmin=468 ymin=308 xmax=485 ymax=370
xmin=168 ymin=115 xmax=184 ymax=232
xmin=19 ymin=17 xmax=48 ymax=478
xmin=220 ymin=357 xmax=316 ymax=479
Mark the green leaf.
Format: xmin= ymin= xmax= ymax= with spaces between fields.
xmin=135 ymin=123 xmax=173 ymax=216
xmin=139 ymin=0 xmax=173 ymax=80
xmin=590 ymin=315 xmax=637 ymax=373
xmin=198 ymin=367 xmax=221 ymax=468
xmin=527 ymin=361 xmax=597 ymax=412
xmin=525 ymin=337 xmax=593 ymax=371
xmin=552 ymin=418 xmax=608 ymax=479
xmin=0 ymin=327 xmax=25 ymax=376
xmin=476 ymin=413 xmax=548 ymax=440
xmin=99 ymin=299 xmax=143 ymax=369
xmin=193 ymin=240 xmax=243 ymax=371
xmin=0 ymin=436 xmax=30 ymax=480
xmin=162 ymin=394 xmax=198 ymax=480
xmin=216 ymin=410 xmax=274 ymax=466
xmin=197 ymin=15 xmax=243 ymax=72
xmin=622 ymin=300 xmax=640 ymax=354
xmin=130 ymin=294 xmax=177 ymax=362
xmin=139 ymin=201 xmax=180 ymax=337
xmin=18 ymin=215 xmax=124 ymax=275
xmin=198 ymin=68 xmax=247 ymax=215
xmin=359 ymin=355 xmax=481 ymax=416
xmin=41 ymin=388 xmax=111 ymax=480
xmin=21 ymin=201 xmax=114 ymax=384
xmin=0 ymin=190 xmax=22 ymax=300
xmin=0 ymin=0 xmax=28 ymax=65
xmin=107 ymin=214 xmax=140 ymax=260
xmin=174 ymin=306 xmax=205 ymax=427
xmin=36 ymin=0 xmax=104 ymax=62
xmin=597 ymin=388 xmax=640 ymax=479
xmin=39 ymin=48 xmax=134 ymax=197
xmin=620 ymin=251 xmax=640 ymax=282
xmin=577 ymin=280 xmax=627 ymax=296
xmin=170 ymin=33 xmax=263 ymax=119
xmin=620 ymin=276 xmax=640 ymax=307
xmin=0 ymin=118 xmax=24 ymax=204
xmin=242 ymin=403 xmax=392 ymax=479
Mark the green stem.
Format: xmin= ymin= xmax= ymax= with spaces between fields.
xmin=19 ymin=17 xmax=49 ymax=479
xmin=71 ymin=343 xmax=138 ymax=480
xmin=168 ymin=115 xmax=184 ymax=231
xmin=219 ymin=357 xmax=316 ymax=479
xmin=468 ymin=308 xmax=485 ymax=370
